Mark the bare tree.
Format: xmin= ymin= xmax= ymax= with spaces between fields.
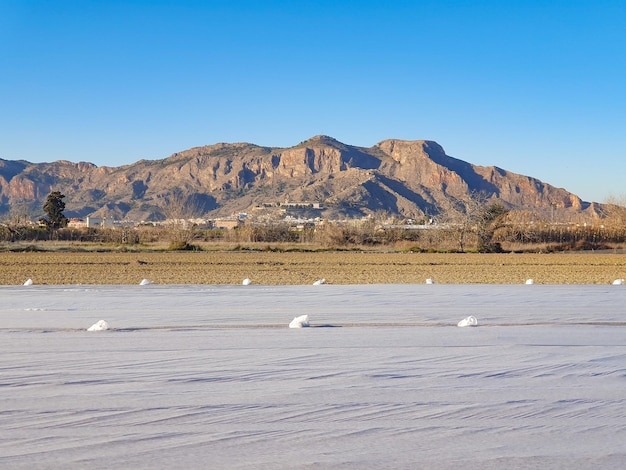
xmin=599 ymin=194 xmax=626 ymax=247
xmin=158 ymin=189 xmax=205 ymax=248
xmin=0 ymin=203 xmax=33 ymax=240
xmin=438 ymin=191 xmax=490 ymax=252
xmin=603 ymin=194 xmax=626 ymax=227
xmin=475 ymin=203 xmax=509 ymax=252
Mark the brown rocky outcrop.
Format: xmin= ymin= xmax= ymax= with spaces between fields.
xmin=0 ymin=136 xmax=599 ymax=221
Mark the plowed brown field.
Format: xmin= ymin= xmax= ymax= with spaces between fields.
xmin=1 ymin=251 xmax=625 ymax=285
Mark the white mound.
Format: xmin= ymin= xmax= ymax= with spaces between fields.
xmin=242 ymin=278 xmax=252 ymax=285
xmin=525 ymin=279 xmax=534 ymax=285
xmin=612 ymin=279 xmax=624 ymax=285
xmin=457 ymin=315 xmax=478 ymax=327
xmin=289 ymin=314 xmax=310 ymax=328
xmin=23 ymin=279 xmax=33 ymax=286
xmin=313 ymin=278 xmax=326 ymax=285
xmin=425 ymin=278 xmax=434 ymax=284
xmin=87 ymin=320 xmax=110 ymax=332
xmin=139 ymin=279 xmax=152 ymax=286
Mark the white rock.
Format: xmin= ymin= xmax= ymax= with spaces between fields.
xmin=457 ymin=315 xmax=478 ymax=327
xmin=313 ymin=278 xmax=326 ymax=285
xmin=139 ymin=279 xmax=152 ymax=286
xmin=289 ymin=314 xmax=310 ymax=328
xmin=23 ymin=278 xmax=33 ymax=286
xmin=612 ymin=279 xmax=624 ymax=285
xmin=242 ymin=278 xmax=252 ymax=285
xmin=425 ymin=278 xmax=434 ymax=284
xmin=525 ymin=279 xmax=534 ymax=285
xmin=87 ymin=320 xmax=110 ymax=332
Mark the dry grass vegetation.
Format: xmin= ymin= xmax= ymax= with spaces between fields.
xmin=3 ymin=201 xmax=626 ymax=285
xmin=1 ymin=248 xmax=625 ymax=285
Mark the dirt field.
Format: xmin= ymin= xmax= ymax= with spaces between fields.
xmin=1 ymin=250 xmax=626 ymax=285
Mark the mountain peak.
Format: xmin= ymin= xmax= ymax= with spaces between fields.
xmin=0 ymin=137 xmax=596 ymax=221
xmin=375 ymin=138 xmax=445 ymax=155
xmin=299 ymin=135 xmax=343 ymax=146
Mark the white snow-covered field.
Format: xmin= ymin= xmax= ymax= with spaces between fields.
xmin=1 ymin=284 xmax=625 ymax=469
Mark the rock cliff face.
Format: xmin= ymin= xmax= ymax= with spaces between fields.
xmin=0 ymin=135 xmax=596 ymax=221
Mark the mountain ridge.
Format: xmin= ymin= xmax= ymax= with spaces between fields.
xmin=0 ymin=136 xmax=599 ymax=221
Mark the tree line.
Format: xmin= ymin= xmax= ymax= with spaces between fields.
xmin=1 ymin=191 xmax=625 ymax=252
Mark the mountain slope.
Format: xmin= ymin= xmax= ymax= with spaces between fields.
xmin=0 ymin=136 xmax=597 ymax=221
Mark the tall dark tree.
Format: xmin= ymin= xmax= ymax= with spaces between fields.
xmin=41 ymin=191 xmax=68 ymax=229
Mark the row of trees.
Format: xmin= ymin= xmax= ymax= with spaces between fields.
xmin=2 ymin=191 xmax=626 ymax=252
xmin=4 ymin=214 xmax=625 ymax=253
xmin=0 ymin=191 xmax=69 ymax=240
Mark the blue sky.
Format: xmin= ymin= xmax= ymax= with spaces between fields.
xmin=1 ymin=0 xmax=624 ymax=203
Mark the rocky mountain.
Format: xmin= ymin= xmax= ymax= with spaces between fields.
xmin=0 ymin=135 xmax=602 ymax=222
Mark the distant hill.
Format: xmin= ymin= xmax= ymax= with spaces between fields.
xmin=0 ymin=135 xmax=604 ymax=221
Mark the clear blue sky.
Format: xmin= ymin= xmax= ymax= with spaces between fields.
xmin=1 ymin=0 xmax=624 ymax=203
